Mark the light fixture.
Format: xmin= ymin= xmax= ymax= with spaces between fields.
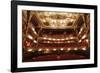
xmin=52 ymin=38 xmax=56 ymax=41
xmin=53 ymin=48 xmax=56 ymax=51
xmin=33 ymin=40 xmax=37 ymax=43
xmin=46 ymin=48 xmax=49 ymax=51
xmin=32 ymin=27 xmax=35 ymax=31
xmin=38 ymin=48 xmax=42 ymax=52
xmin=32 ymin=27 xmax=37 ymax=34
xmin=74 ymin=48 xmax=78 ymax=51
xmin=67 ymin=48 xmax=71 ymax=51
xmin=82 ymin=34 xmax=87 ymax=39
xmin=78 ymin=39 xmax=82 ymax=43
xmin=78 ymin=27 xmax=83 ymax=35
xmin=47 ymin=41 xmax=50 ymax=43
xmin=60 ymin=48 xmax=64 ymax=51
xmin=82 ymin=47 xmax=86 ymax=51
xmin=85 ymin=39 xmax=89 ymax=43
xmin=27 ymin=35 xmax=33 ymax=40
xmin=27 ymin=49 xmax=32 ymax=52
xmin=43 ymin=37 xmax=47 ymax=40
xmin=61 ymin=39 xmax=65 ymax=41
xmin=57 ymin=39 xmax=60 ymax=41
xmin=67 ymin=41 xmax=70 ymax=43
xmin=45 ymin=48 xmax=50 ymax=53
xmin=48 ymin=38 xmax=52 ymax=40
xmin=66 ymin=38 xmax=68 ymax=40
xmin=70 ymin=37 xmax=74 ymax=39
